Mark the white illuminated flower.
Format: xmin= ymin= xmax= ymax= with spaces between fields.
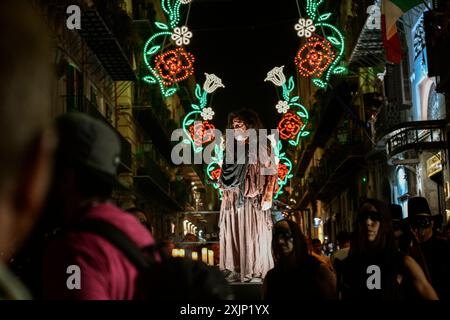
xmin=294 ymin=18 xmax=316 ymax=38
xmin=201 ymin=107 xmax=215 ymax=120
xmin=171 ymin=25 xmax=192 ymax=46
xmin=264 ymin=66 xmax=286 ymax=86
xmin=275 ymin=100 xmax=290 ymax=114
xmin=179 ymin=0 xmax=192 ymax=4
xmin=203 ymin=73 xmax=225 ymax=93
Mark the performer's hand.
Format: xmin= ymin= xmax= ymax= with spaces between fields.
xmin=261 ymin=200 xmax=272 ymax=211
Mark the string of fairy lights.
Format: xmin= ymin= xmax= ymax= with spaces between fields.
xmin=141 ymin=0 xmax=348 ymax=200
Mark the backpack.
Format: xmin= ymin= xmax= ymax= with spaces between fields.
xmin=72 ymin=219 xmax=233 ymax=300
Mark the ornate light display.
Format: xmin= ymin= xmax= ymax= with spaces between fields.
xmin=265 ymin=66 xmax=310 ymax=147
xmin=171 ymin=25 xmax=193 ymax=46
xmin=295 ymin=0 xmax=347 ymax=88
xmin=182 ymin=73 xmax=225 ymax=153
xmin=153 ymin=48 xmax=195 ymax=86
xmin=206 ymin=143 xmax=224 ymax=190
xmin=143 ymin=0 xmax=194 ymax=97
xmin=295 ymin=18 xmax=316 ymax=38
xmin=272 ymin=139 xmax=294 ymax=199
xmin=295 ymin=35 xmax=335 ymax=78
xmin=265 ymin=66 xmax=309 ymax=197
xmin=188 ymin=120 xmax=215 ymax=147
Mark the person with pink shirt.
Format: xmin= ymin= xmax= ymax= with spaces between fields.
xmin=42 ymin=113 xmax=156 ymax=300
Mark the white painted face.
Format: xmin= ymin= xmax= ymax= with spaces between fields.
xmin=232 ymin=118 xmax=247 ymax=141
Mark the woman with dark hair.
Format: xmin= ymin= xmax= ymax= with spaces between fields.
xmin=263 ymin=219 xmax=337 ymax=300
xmin=218 ymin=109 xmax=277 ymax=283
xmin=340 ymin=198 xmax=438 ymax=300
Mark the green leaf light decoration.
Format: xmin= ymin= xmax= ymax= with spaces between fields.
xmin=142 ymin=0 xmax=194 ymax=97
xmin=265 ymin=66 xmax=311 ymax=197
xmin=295 ymin=0 xmax=347 ymax=89
xmin=181 ymin=73 xmax=225 ymax=154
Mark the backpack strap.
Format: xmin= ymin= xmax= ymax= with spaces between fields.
xmin=68 ymin=219 xmax=155 ymax=271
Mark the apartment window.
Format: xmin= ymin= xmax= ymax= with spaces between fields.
xmin=66 ymin=64 xmax=83 ymax=112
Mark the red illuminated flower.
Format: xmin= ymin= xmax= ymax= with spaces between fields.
xmin=189 ymin=121 xmax=215 ymax=147
xmin=295 ymin=35 xmax=335 ymax=78
xmin=278 ymin=112 xmax=303 ymax=140
xmin=210 ymin=168 xmax=222 ymax=181
xmin=274 ymin=183 xmax=280 ymax=194
xmin=154 ymin=48 xmax=195 ymax=86
xmin=278 ymin=163 xmax=289 ymax=181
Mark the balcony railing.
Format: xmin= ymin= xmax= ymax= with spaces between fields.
xmin=78 ymin=10 xmax=135 ymax=81
xmin=382 ymin=120 xmax=446 ymax=159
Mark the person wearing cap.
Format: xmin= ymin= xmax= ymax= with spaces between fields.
xmin=340 ymin=198 xmax=438 ymax=300
xmin=407 ymin=197 xmax=450 ymax=300
xmin=389 ymin=204 xmax=413 ymax=254
xmin=42 ymin=113 xmax=157 ymax=300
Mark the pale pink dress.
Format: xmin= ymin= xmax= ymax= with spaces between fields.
xmin=219 ymin=161 xmax=276 ymax=282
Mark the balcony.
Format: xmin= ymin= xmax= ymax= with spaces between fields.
xmin=307 ymin=142 xmax=365 ymax=201
xmin=297 ymin=80 xmax=354 ymax=173
xmin=79 ymin=10 xmax=136 ymax=81
xmin=380 ymin=120 xmax=447 ymax=160
xmin=134 ymin=153 xmax=184 ymax=211
xmin=132 ymin=104 xmax=176 ymax=162
xmin=348 ymin=6 xmax=384 ymax=67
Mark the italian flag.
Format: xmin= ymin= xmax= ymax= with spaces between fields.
xmin=382 ymin=0 xmax=422 ymax=64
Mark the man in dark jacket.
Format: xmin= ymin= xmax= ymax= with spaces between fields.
xmin=407 ymin=197 xmax=450 ymax=300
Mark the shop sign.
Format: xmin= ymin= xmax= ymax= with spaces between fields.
xmin=426 ymin=152 xmax=442 ymax=177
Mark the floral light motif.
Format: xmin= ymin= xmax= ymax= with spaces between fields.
xmin=278 ymin=112 xmax=304 ymax=140
xmin=206 ymin=143 xmax=224 ymax=193
xmin=272 ymin=140 xmax=294 ymax=199
xmin=201 ymin=107 xmax=215 ymax=121
xmin=154 ymin=48 xmax=195 ymax=86
xmin=182 ymin=74 xmax=225 ymax=154
xmin=264 ymin=66 xmax=286 ymax=86
xmin=189 ymin=121 xmax=216 ymax=147
xmin=294 ymin=18 xmax=316 ymax=38
xmin=294 ymin=0 xmax=347 ymax=88
xmin=142 ymin=0 xmax=193 ymax=97
xmin=265 ymin=65 xmax=310 ymax=146
xmin=278 ymin=163 xmax=289 ymax=181
xmin=295 ymin=35 xmax=335 ymax=78
xmin=171 ymin=25 xmax=193 ymax=46
xmin=210 ymin=168 xmax=222 ymax=181
xmin=203 ymin=73 xmax=225 ymax=93
xmin=276 ymin=100 xmax=290 ymax=114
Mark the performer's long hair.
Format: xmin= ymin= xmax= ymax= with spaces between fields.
xmin=227 ymin=109 xmax=263 ymax=130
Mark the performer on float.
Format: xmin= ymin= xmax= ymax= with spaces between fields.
xmin=218 ymin=109 xmax=277 ymax=283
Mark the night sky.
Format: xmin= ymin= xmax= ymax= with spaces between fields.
xmin=187 ymin=0 xmax=301 ymax=131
